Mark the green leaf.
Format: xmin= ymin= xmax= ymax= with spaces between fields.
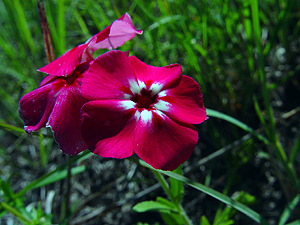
xmin=232 ymin=191 xmax=256 ymax=205
xmin=286 ymin=220 xmax=300 ymax=225
xmin=0 ymin=202 xmax=31 ymax=224
xmin=200 ymin=215 xmax=211 ymax=225
xmin=0 ymin=178 xmax=16 ymax=201
xmin=156 ymin=197 xmax=177 ymax=209
xmin=206 ymin=108 xmax=269 ymax=145
xmin=170 ymin=165 xmax=184 ymax=204
xmin=133 ymin=201 xmax=176 ymax=213
xmin=16 ymin=151 xmax=91 ymax=198
xmin=160 ymin=211 xmax=184 ymax=225
xmin=31 ymin=165 xmax=86 ymax=189
xmin=136 ymin=159 xmax=268 ymax=225
xmin=0 ymin=121 xmax=26 ymax=134
xmin=213 ymin=209 xmax=234 ymax=225
xmin=279 ymin=194 xmax=300 ymax=225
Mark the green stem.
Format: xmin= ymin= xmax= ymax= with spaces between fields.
xmin=152 ymin=170 xmax=193 ymax=225
xmin=65 ymin=155 xmax=72 ymax=217
xmin=0 ymin=202 xmax=31 ymax=224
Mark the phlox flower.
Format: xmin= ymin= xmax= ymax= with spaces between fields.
xmin=19 ymin=13 xmax=142 ymax=155
xmin=80 ymin=50 xmax=207 ymax=170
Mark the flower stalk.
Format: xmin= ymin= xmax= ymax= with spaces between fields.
xmin=152 ymin=170 xmax=193 ymax=225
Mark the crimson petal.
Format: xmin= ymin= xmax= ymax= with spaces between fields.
xmin=155 ymin=75 xmax=207 ymax=125
xmin=81 ymin=50 xmax=137 ymax=100
xmin=38 ymin=43 xmax=89 ymax=76
xmin=81 ymin=99 xmax=136 ymax=158
xmin=129 ymin=56 xmax=182 ymax=91
xmin=19 ymin=79 xmax=63 ymax=133
xmin=134 ymin=110 xmax=198 ymax=171
xmin=47 ymin=84 xmax=87 ymax=155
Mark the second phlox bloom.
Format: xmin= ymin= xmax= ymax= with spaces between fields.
xmin=81 ymin=50 xmax=207 ymax=170
xmin=18 ymin=13 xmax=142 ymax=155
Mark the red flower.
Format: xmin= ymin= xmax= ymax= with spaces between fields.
xmin=19 ymin=14 xmax=142 ymax=155
xmin=80 ymin=50 xmax=207 ymax=170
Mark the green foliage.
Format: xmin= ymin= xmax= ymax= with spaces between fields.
xmin=133 ymin=197 xmax=185 ymax=225
xmin=1 ymin=0 xmax=300 ymax=224
xmin=170 ymin=165 xmax=184 ymax=205
xmin=133 ymin=199 xmax=177 ymax=213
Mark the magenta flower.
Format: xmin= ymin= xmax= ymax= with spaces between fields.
xmin=19 ymin=13 xmax=142 ymax=155
xmin=80 ymin=50 xmax=207 ymax=170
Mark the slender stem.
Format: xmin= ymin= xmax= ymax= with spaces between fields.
xmin=0 ymin=202 xmax=31 ymax=224
xmin=152 ymin=170 xmax=193 ymax=225
xmin=65 ymin=155 xmax=72 ymax=218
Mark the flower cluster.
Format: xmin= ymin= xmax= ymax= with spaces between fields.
xmin=19 ymin=13 xmax=207 ymax=170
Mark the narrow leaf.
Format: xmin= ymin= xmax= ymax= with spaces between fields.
xmin=136 ymin=159 xmax=268 ymax=225
xmin=201 ymin=215 xmax=211 ymax=225
xmin=31 ymin=165 xmax=86 ymax=189
xmin=170 ymin=165 xmax=184 ymax=204
xmin=279 ymin=194 xmax=300 ymax=225
xmin=206 ymin=108 xmax=269 ymax=145
xmin=133 ymin=201 xmax=175 ymax=213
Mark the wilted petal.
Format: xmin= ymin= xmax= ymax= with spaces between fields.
xmin=47 ymin=84 xmax=87 ymax=155
xmin=129 ymin=56 xmax=182 ymax=92
xmin=155 ymin=75 xmax=207 ymax=125
xmin=134 ymin=110 xmax=198 ymax=171
xmin=88 ymin=13 xmax=142 ymax=51
xmin=81 ymin=99 xmax=136 ymax=158
xmin=82 ymin=51 xmax=137 ymax=100
xmin=19 ymin=79 xmax=63 ymax=133
xmin=38 ymin=43 xmax=89 ymax=76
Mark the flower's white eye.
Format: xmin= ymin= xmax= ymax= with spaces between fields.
xmin=149 ymin=82 xmax=163 ymax=96
xmin=129 ymin=79 xmax=141 ymax=95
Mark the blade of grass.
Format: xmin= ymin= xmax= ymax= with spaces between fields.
xmin=0 ymin=202 xmax=32 ymax=224
xmin=206 ymin=108 xmax=269 ymax=144
xmin=57 ymin=0 xmax=66 ymax=55
xmin=0 ymin=121 xmax=26 ymax=134
xmin=11 ymin=0 xmax=36 ymax=54
xmin=15 ymin=151 xmax=91 ymax=198
xmin=202 ymin=0 xmax=208 ymax=49
xmin=286 ymin=220 xmax=300 ymax=225
xmin=135 ymin=158 xmax=269 ymax=225
xmin=38 ymin=133 xmax=47 ymax=167
xmin=289 ymin=134 xmax=300 ymax=165
xmin=73 ymin=8 xmax=91 ymax=38
xmin=242 ymin=0 xmax=254 ymax=73
xmin=278 ymin=194 xmax=300 ymax=225
xmin=152 ymin=170 xmax=193 ymax=225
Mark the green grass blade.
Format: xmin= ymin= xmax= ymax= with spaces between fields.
xmin=0 ymin=202 xmax=32 ymax=224
xmin=0 ymin=121 xmax=25 ymax=134
xmin=206 ymin=108 xmax=269 ymax=144
xmin=289 ymin=135 xmax=300 ymax=164
xmin=57 ymin=0 xmax=66 ymax=55
xmin=170 ymin=165 xmax=184 ymax=204
xmin=137 ymin=159 xmax=268 ymax=225
xmin=278 ymin=194 xmax=300 ymax=225
xmin=15 ymin=151 xmax=92 ymax=198
xmin=12 ymin=0 xmax=35 ymax=54
xmin=286 ymin=220 xmax=300 ymax=225
xmin=31 ymin=165 xmax=86 ymax=190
